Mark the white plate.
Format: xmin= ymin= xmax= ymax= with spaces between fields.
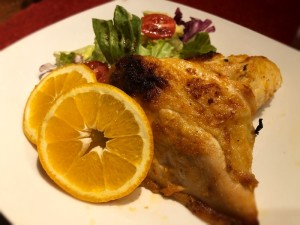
xmin=0 ymin=0 xmax=300 ymax=224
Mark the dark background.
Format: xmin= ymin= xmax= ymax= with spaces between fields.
xmin=0 ymin=0 xmax=299 ymax=49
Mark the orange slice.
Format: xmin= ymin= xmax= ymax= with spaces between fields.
xmin=23 ymin=64 xmax=97 ymax=144
xmin=37 ymin=83 xmax=153 ymax=202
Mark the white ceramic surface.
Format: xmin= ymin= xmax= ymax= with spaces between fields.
xmin=0 ymin=0 xmax=299 ymax=224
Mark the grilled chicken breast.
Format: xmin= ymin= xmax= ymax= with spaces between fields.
xmin=109 ymin=54 xmax=282 ymax=225
xmin=188 ymin=53 xmax=282 ymax=110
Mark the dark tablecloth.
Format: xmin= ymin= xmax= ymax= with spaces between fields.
xmin=0 ymin=0 xmax=299 ymax=50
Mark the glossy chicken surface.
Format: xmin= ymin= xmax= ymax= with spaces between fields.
xmin=109 ymin=54 xmax=282 ymax=225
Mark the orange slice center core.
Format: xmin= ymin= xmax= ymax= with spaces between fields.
xmin=88 ymin=129 xmax=111 ymax=152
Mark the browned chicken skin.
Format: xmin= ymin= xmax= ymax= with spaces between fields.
xmin=188 ymin=52 xmax=282 ymax=110
xmin=109 ymin=53 xmax=282 ymax=225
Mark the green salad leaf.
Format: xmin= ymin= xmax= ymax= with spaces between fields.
xmin=92 ymin=5 xmax=141 ymax=64
xmin=138 ymin=40 xmax=174 ymax=58
xmin=55 ymin=52 xmax=76 ymax=66
xmin=114 ymin=5 xmax=141 ymax=54
xmin=138 ymin=38 xmax=182 ymax=58
xmin=54 ymin=45 xmax=95 ymax=66
xmin=180 ymin=32 xmax=216 ymax=58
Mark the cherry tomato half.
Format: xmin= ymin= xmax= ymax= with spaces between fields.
xmin=141 ymin=14 xmax=176 ymax=39
xmin=84 ymin=61 xmax=110 ymax=83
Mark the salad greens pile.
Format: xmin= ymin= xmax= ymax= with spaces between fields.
xmin=55 ymin=5 xmax=216 ymax=66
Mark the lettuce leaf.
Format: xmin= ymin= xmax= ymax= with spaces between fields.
xmin=54 ymin=45 xmax=96 ymax=66
xmin=92 ymin=5 xmax=141 ymax=64
xmin=138 ymin=37 xmax=183 ymax=58
xmin=180 ymin=32 xmax=216 ymax=58
xmin=55 ymin=52 xmax=76 ymax=66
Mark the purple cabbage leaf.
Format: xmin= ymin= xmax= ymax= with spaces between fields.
xmin=174 ymin=8 xmax=215 ymax=42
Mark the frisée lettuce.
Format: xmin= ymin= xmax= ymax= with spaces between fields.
xmin=55 ymin=5 xmax=216 ymax=66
